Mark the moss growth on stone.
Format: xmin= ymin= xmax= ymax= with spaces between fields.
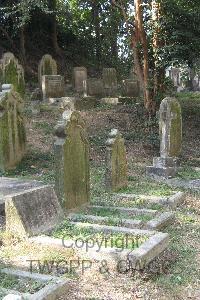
xmin=0 ymin=90 xmax=26 ymax=171
xmin=54 ymin=111 xmax=90 ymax=209
xmin=4 ymin=60 xmax=25 ymax=97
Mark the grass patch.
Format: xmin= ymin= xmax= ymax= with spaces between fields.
xmin=82 ymin=207 xmax=153 ymax=222
xmin=0 ymin=150 xmax=55 ymax=184
xmin=177 ymin=166 xmax=200 ymax=180
xmin=52 ymin=221 xmax=148 ymax=250
xmin=0 ymin=272 xmax=45 ymax=294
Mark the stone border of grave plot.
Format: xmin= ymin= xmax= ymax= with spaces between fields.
xmin=0 ymin=268 xmax=69 ymax=300
xmin=67 ymin=210 xmax=175 ymax=231
xmin=112 ymin=191 xmax=185 ymax=208
xmin=30 ymin=223 xmax=169 ymax=270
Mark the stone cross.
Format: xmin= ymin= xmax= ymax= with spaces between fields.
xmin=146 ymin=97 xmax=182 ymax=178
xmin=159 ymin=97 xmax=182 ymax=158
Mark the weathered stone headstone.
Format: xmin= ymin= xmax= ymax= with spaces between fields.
xmin=122 ymin=79 xmax=140 ymax=97
xmin=105 ymin=129 xmax=127 ymax=191
xmin=38 ymin=54 xmax=57 ymax=86
xmin=0 ymin=85 xmax=26 ymax=172
xmin=146 ymin=97 xmax=182 ymax=177
xmin=86 ymin=78 xmax=104 ymax=96
xmin=102 ymin=68 xmax=118 ymax=96
xmin=73 ymin=67 xmax=87 ymax=93
xmin=42 ymin=75 xmax=65 ymax=101
xmin=5 ymin=185 xmax=63 ymax=237
xmin=0 ymin=52 xmax=25 ymax=97
xmin=54 ymin=110 xmax=90 ymax=209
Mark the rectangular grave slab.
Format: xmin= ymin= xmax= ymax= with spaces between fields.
xmin=67 ymin=210 xmax=175 ymax=231
xmin=113 ymin=191 xmax=185 ymax=208
xmin=0 ymin=268 xmax=69 ymax=300
xmin=31 ymin=225 xmax=169 ymax=270
xmin=5 ymin=185 xmax=64 ymax=237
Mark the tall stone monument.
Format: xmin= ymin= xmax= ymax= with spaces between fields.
xmin=0 ymin=85 xmax=26 ymax=171
xmin=38 ymin=54 xmax=57 ymax=86
xmin=105 ymin=129 xmax=128 ymax=191
xmin=0 ymin=52 xmax=25 ymax=97
xmin=146 ymin=97 xmax=182 ymax=177
xmin=73 ymin=67 xmax=87 ymax=93
xmin=54 ymin=110 xmax=90 ymax=209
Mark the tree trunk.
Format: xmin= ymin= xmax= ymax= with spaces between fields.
xmin=92 ymin=1 xmax=101 ymax=66
xmin=19 ymin=26 xmax=26 ymax=65
xmin=134 ymin=0 xmax=155 ymax=113
xmin=48 ymin=0 xmax=62 ymax=56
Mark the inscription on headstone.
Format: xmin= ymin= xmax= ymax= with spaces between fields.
xmin=42 ymin=75 xmax=65 ymax=100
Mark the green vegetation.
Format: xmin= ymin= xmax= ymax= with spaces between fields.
xmin=52 ymin=221 xmax=148 ymax=250
xmin=0 ymin=272 xmax=45 ymax=294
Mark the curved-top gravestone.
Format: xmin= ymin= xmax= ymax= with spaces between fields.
xmin=0 ymin=52 xmax=25 ymax=97
xmin=54 ymin=110 xmax=90 ymax=209
xmin=146 ymin=97 xmax=182 ymax=178
xmin=0 ymin=85 xmax=26 ymax=171
xmin=38 ymin=54 xmax=57 ymax=86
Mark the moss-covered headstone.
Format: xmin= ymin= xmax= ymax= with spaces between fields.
xmin=38 ymin=54 xmax=57 ymax=86
xmin=146 ymin=97 xmax=182 ymax=178
xmin=0 ymin=85 xmax=26 ymax=171
xmin=105 ymin=129 xmax=128 ymax=191
xmin=54 ymin=110 xmax=90 ymax=209
xmin=0 ymin=52 xmax=25 ymax=97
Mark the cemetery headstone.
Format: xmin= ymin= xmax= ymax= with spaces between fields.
xmin=5 ymin=185 xmax=64 ymax=237
xmin=0 ymin=52 xmax=25 ymax=97
xmin=0 ymin=85 xmax=26 ymax=172
xmin=105 ymin=129 xmax=128 ymax=191
xmin=146 ymin=97 xmax=182 ymax=177
xmin=73 ymin=67 xmax=87 ymax=93
xmin=38 ymin=54 xmax=57 ymax=86
xmin=54 ymin=110 xmax=90 ymax=209
xmin=102 ymin=68 xmax=118 ymax=96
xmin=122 ymin=79 xmax=140 ymax=97
xmin=86 ymin=78 xmax=104 ymax=96
xmin=42 ymin=75 xmax=65 ymax=101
